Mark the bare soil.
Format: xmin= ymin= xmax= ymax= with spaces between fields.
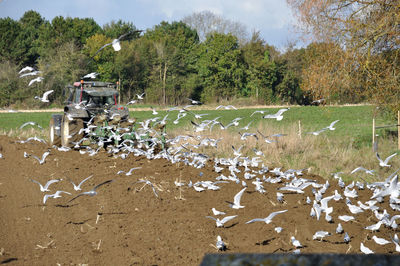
xmin=0 ymin=135 xmax=398 ymax=265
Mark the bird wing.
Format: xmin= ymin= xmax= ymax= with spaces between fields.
xmin=330 ymin=120 xmax=339 ymax=127
xmin=30 ymin=179 xmax=43 ymax=190
xmin=220 ymin=215 xmax=237 ymax=224
xmin=245 ymin=218 xmax=265 ymax=224
xmin=43 ymin=90 xmax=54 ymax=99
xmin=31 ymin=155 xmax=41 ymax=163
xmin=93 ymin=42 xmax=112 ymax=57
xmin=41 ymin=151 xmax=50 ymax=162
xmin=93 ymin=179 xmax=114 ymax=191
xmin=276 ymin=108 xmax=288 ymax=116
xmin=376 ymin=152 xmax=383 ymax=163
xmin=78 ymin=175 xmax=93 ymax=188
xmin=205 ymin=216 xmax=217 ymax=221
xmin=233 ymin=187 xmax=246 ymax=206
xmin=266 ymin=210 xmax=288 ymax=222
xmin=67 ymin=193 xmax=85 ymax=203
xmin=44 ymin=179 xmax=60 ymax=190
xmin=384 ymin=153 xmax=397 ymax=164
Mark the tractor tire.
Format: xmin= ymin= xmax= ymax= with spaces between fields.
xmin=61 ymin=115 xmax=84 ymax=147
xmin=49 ymin=116 xmax=62 ymax=147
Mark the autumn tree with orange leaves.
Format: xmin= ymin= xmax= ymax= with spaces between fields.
xmin=287 ymin=0 xmax=400 ymax=112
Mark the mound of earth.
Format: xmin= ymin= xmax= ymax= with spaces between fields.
xmin=0 ymin=135 xmax=398 ymax=265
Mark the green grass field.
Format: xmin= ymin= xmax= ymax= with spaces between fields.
xmin=1 ymin=105 xmax=398 ymax=180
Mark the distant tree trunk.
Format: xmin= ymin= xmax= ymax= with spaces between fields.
xmin=163 ymin=62 xmax=167 ymax=105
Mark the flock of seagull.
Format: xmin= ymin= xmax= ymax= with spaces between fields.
xmin=8 ymin=99 xmax=400 ymax=255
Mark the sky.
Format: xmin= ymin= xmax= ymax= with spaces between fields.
xmin=0 ymin=0 xmax=302 ymax=49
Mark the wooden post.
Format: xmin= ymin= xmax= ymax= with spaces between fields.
xmin=398 ymin=111 xmax=400 ymax=150
xmin=372 ymin=118 xmax=375 ymax=150
xmin=298 ymin=120 xmax=302 ymax=139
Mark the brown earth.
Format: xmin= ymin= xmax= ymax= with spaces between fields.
xmin=0 ymin=135 xmax=398 ymax=265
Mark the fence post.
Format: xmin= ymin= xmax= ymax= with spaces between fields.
xmin=372 ymin=118 xmax=375 ymax=151
xmin=398 ymin=111 xmax=400 ymax=150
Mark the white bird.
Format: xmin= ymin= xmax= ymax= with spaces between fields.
xmin=245 ymin=210 xmax=287 ymax=224
xmin=312 ymin=231 xmax=330 ymax=241
xmin=187 ymin=98 xmax=202 ymax=105
xmin=216 ymin=105 xmax=237 ymax=110
xmin=325 ymin=120 xmax=340 ymax=130
xmin=117 ymin=167 xmax=141 ymax=176
xmin=19 ymin=121 xmax=43 ymax=129
xmin=31 ymin=151 xmax=50 ymax=165
xmin=150 ymin=107 xmax=158 ymax=115
xmin=227 ymin=187 xmax=246 ymax=209
xmin=83 ymin=72 xmax=98 ymax=79
xmin=290 ymin=236 xmax=302 ymax=248
xmin=30 ymin=178 xmax=61 ymax=192
xmin=68 ymin=179 xmax=114 ymax=202
xmin=28 ymin=76 xmax=43 ymax=86
xmin=360 ymin=243 xmax=374 ymax=254
xmin=275 ymin=227 xmax=283 ymax=233
xmin=34 ymin=90 xmax=54 ymax=103
xmin=276 ymin=192 xmax=284 ymax=203
xmin=351 ymin=167 xmax=375 ymax=175
xmin=68 ymin=175 xmax=93 ymax=191
xmin=212 ymin=208 xmax=226 ymax=216
xmin=19 ymin=66 xmax=35 ymax=74
xmin=365 ymin=221 xmax=383 ymax=231
xmin=92 ymin=30 xmax=142 ymax=57
xmin=336 ymin=223 xmax=344 ymax=234
xmin=338 ymin=215 xmax=355 ymax=222
xmin=262 ymin=108 xmax=289 ymax=121
xmin=19 ymin=70 xmax=41 ymax=78
xmin=344 ymin=232 xmax=350 ymax=243
xmin=126 ymin=99 xmax=137 ymax=105
xmin=376 ymin=152 xmax=397 ymax=167
xmin=43 ymin=190 xmax=71 ymax=204
xmin=205 ymin=215 xmax=237 ymax=227
xmin=136 ymin=92 xmax=145 ymax=100
xmin=306 ymin=128 xmax=327 ymax=136
xmin=215 ymin=235 xmax=226 ymax=251
xmin=372 ymin=235 xmax=391 ymax=245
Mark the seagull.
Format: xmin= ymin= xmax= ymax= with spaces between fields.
xmin=376 ymin=152 xmax=397 ymax=167
xmin=150 ymin=107 xmax=158 ymax=115
xmin=306 ymin=128 xmax=327 ymax=136
xmin=83 ymin=72 xmax=98 ymax=79
xmin=312 ymin=231 xmax=330 ymax=241
xmin=245 ymin=210 xmax=287 ymax=224
xmin=360 ymin=243 xmax=374 ymax=254
xmin=67 ymin=180 xmax=114 ymax=203
xmin=275 ymin=227 xmax=283 ymax=233
xmin=126 ymin=99 xmax=137 ymax=105
xmin=28 ymin=76 xmax=43 ymax=86
xmin=336 ymin=223 xmax=344 ymax=234
xmin=19 ymin=70 xmax=41 ymax=78
xmin=290 ymin=236 xmax=302 ymax=248
xmin=372 ymin=235 xmax=391 ymax=245
xmin=134 ymin=179 xmax=159 ymax=198
xmin=338 ymin=215 xmax=355 ymax=222
xmin=205 ymin=215 xmax=237 ymax=227
xmin=136 ymin=92 xmax=145 ymax=100
xmin=43 ymin=190 xmax=72 ymax=204
xmin=262 ymin=108 xmax=289 ymax=121
xmin=216 ymin=105 xmax=237 ymax=110
xmin=344 ymin=232 xmax=350 ymax=243
xmin=325 ymin=120 xmax=340 ymax=130
xmin=34 ymin=90 xmax=54 ymax=103
xmin=92 ymin=30 xmax=142 ymax=57
xmin=212 ymin=208 xmax=226 ymax=216
xmin=365 ymin=221 xmax=383 ymax=231
xmin=116 ymin=167 xmax=142 ymax=176
xmin=227 ymin=187 xmax=246 ymax=209
xmin=31 ymin=151 xmax=50 ymax=165
xmin=68 ymin=175 xmax=93 ymax=191
xmin=19 ymin=121 xmax=43 ymax=129
xmin=351 ymin=166 xmax=375 ymax=175
xmin=30 ymin=178 xmax=61 ymax=192
xmin=19 ymin=66 xmax=35 ymax=74
xmin=187 ymin=98 xmax=202 ymax=105
xmin=215 ymin=235 xmax=226 ymax=251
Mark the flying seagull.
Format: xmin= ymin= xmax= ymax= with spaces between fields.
xmin=19 ymin=66 xmax=35 ymax=74
xmin=92 ymin=30 xmax=143 ymax=58
xmin=34 ymin=90 xmax=54 ymax=103
xmin=245 ymin=210 xmax=288 ymax=224
xmin=68 ymin=175 xmax=93 ymax=191
xmin=31 ymin=151 xmax=50 ymax=165
xmin=205 ymin=215 xmax=237 ymax=227
xmin=19 ymin=121 xmax=43 ymax=130
xmin=43 ymin=190 xmax=72 ymax=204
xmin=262 ymin=108 xmax=289 ymax=121
xmin=67 ymin=179 xmax=114 ymax=203
xmin=376 ymin=152 xmax=397 ymax=167
xmin=227 ymin=187 xmax=246 ymax=209
xmin=28 ymin=76 xmax=43 ymax=86
xmin=30 ymin=178 xmax=61 ymax=192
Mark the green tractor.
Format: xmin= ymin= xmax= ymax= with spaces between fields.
xmin=49 ymin=80 xmax=166 ymax=150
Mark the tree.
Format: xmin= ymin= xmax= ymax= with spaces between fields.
xmin=287 ymin=0 xmax=400 ymax=112
xmin=182 ymin=10 xmax=249 ymax=45
xmin=103 ymin=20 xmax=139 ymax=39
xmin=0 ymin=17 xmax=22 ymax=63
xmin=197 ymin=33 xmax=246 ymax=103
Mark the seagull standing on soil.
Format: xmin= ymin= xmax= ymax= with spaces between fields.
xmin=360 ymin=243 xmax=374 ymax=254
xmin=34 ymin=90 xmax=54 ymax=103
xmin=290 ymin=236 xmax=302 ymax=248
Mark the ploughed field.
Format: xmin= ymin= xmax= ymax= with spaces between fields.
xmin=0 ymin=134 xmax=399 ymax=265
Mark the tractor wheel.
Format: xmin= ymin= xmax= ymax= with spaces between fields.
xmin=61 ymin=115 xmax=84 ymax=147
xmin=49 ymin=116 xmax=61 ymax=147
